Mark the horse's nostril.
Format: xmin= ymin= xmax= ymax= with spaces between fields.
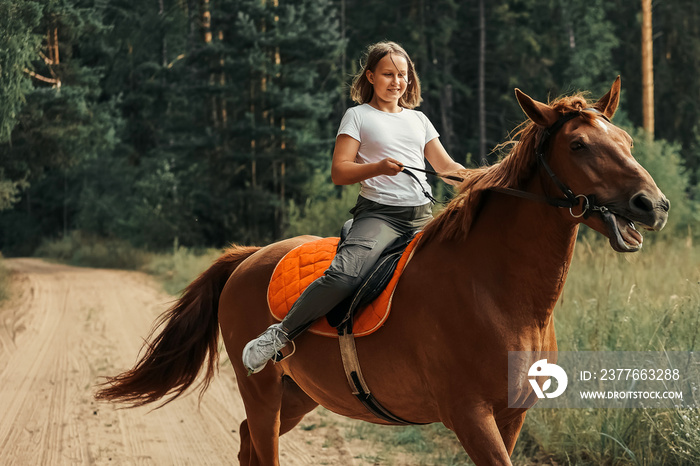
xmin=631 ymin=193 xmax=654 ymax=212
xmin=660 ymin=198 xmax=670 ymax=213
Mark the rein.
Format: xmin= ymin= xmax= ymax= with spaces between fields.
xmin=403 ymin=108 xmax=611 ymax=219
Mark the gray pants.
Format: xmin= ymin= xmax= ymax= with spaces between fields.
xmin=281 ymin=196 xmax=432 ymax=339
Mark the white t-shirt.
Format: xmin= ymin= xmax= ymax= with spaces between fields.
xmin=336 ymin=103 xmax=439 ymax=206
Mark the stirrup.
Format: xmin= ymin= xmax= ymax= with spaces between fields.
xmin=272 ymin=340 xmax=296 ymax=363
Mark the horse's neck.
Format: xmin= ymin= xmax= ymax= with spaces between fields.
xmin=458 ymin=183 xmax=578 ymax=324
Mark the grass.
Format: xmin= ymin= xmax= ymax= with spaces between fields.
xmin=508 ymin=234 xmax=700 ymax=465
xmin=343 ymin=422 xmax=472 ymax=465
xmin=554 ymin=233 xmax=700 ymax=353
xmin=34 ymin=231 xmax=153 ymax=270
xmin=32 ymin=230 xmax=221 ymax=296
xmin=141 ymin=246 xmax=221 ymax=296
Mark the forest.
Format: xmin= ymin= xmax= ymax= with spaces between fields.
xmin=3 ymin=2 xmax=700 ymax=464
xmin=1 ymin=0 xmax=699 ymax=254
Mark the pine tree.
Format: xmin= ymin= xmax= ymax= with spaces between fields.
xmin=165 ymin=0 xmax=345 ymax=245
xmin=0 ymin=1 xmax=43 ymax=209
xmin=0 ymin=0 xmax=121 ymax=253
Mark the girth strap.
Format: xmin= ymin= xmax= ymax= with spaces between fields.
xmin=338 ymin=330 xmax=425 ymax=425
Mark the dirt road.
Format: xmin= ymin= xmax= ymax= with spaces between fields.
xmin=0 ymin=258 xmax=369 ymax=465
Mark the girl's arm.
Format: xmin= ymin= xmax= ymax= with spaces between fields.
xmin=331 ymin=134 xmax=403 ymax=185
xmin=424 ymin=138 xmax=465 ymax=186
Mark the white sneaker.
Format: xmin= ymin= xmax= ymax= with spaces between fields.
xmin=242 ymin=324 xmax=289 ymax=374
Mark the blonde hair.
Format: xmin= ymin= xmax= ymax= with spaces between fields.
xmin=349 ymin=41 xmax=422 ymax=109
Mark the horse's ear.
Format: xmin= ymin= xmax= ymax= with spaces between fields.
xmin=594 ymin=76 xmax=621 ymax=119
xmin=515 ymin=88 xmax=559 ymax=127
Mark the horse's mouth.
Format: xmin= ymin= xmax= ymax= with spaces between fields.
xmin=600 ymin=209 xmax=644 ymax=253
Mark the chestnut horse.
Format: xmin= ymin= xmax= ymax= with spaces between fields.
xmin=96 ymin=78 xmax=669 ymax=465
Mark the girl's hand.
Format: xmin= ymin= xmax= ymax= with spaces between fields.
xmin=376 ymin=158 xmax=404 ymax=176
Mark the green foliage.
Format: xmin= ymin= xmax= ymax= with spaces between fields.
xmin=344 ymin=422 xmax=470 ymax=464
xmin=32 ymin=229 xmax=220 ymax=296
xmin=201 ymin=0 xmax=345 ymax=243
xmin=5 ymin=86 xmax=119 ymax=177
xmin=0 ymin=0 xmax=42 ymax=144
xmin=647 ymin=1 xmax=700 ymax=176
xmin=0 ymin=0 xmax=122 ymax=249
xmin=649 ymin=407 xmax=700 ymax=462
xmin=558 ymin=0 xmax=620 ymax=94
xmin=0 ymin=170 xmax=28 ymax=211
xmin=627 ymin=128 xmax=699 ymax=237
xmin=556 ymin=237 xmax=700 ymax=352
xmin=0 ymin=0 xmax=43 ymax=210
xmin=284 ymin=171 xmax=359 ymax=238
xmin=35 ymin=231 xmax=152 ymax=270
xmin=1 ymin=0 xmax=699 ymax=260
xmin=142 ymin=246 xmax=221 ymax=296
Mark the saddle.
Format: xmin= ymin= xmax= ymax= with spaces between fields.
xmin=267 ymin=221 xmax=421 ymax=337
xmin=267 ymin=221 xmax=426 ymax=425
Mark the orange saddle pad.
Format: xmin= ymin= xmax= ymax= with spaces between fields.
xmin=267 ymin=234 xmax=422 ymax=337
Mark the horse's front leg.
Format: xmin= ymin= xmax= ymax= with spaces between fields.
xmin=497 ymin=411 xmax=527 ymax=455
xmin=445 ymin=406 xmax=513 ymax=465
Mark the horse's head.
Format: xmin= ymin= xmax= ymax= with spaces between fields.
xmin=515 ymin=77 xmax=669 ymax=252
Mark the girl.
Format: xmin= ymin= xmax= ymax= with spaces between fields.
xmin=243 ymin=41 xmax=464 ymax=374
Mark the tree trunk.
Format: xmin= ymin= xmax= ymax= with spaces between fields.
xmin=200 ymin=0 xmax=212 ymax=43
xmin=63 ymin=172 xmax=68 ymax=238
xmin=274 ymin=0 xmax=285 ymax=237
xmin=199 ymin=0 xmax=217 ymax=125
xmin=218 ymin=30 xmax=227 ymax=127
xmin=340 ymin=0 xmax=347 ymax=114
xmin=641 ymin=0 xmax=654 ymax=136
xmin=440 ymin=81 xmax=454 ymax=158
xmin=49 ymin=27 xmax=59 ymax=66
xmin=28 ymin=24 xmax=61 ymax=88
xmin=159 ymin=0 xmax=167 ymax=67
xmin=478 ymin=0 xmax=487 ymax=164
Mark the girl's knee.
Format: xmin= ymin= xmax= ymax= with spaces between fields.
xmin=322 ymin=270 xmax=363 ymax=292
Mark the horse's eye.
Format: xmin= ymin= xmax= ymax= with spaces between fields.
xmin=570 ymin=141 xmax=586 ymax=151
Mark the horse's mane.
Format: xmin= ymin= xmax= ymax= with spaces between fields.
xmin=421 ymin=93 xmax=595 ymax=244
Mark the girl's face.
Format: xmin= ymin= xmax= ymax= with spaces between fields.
xmin=366 ymin=53 xmax=409 ymax=109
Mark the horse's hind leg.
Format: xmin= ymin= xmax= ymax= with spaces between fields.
xmin=238 ymin=419 xmax=254 ymax=465
xmin=237 ymin=369 xmax=286 ymax=466
xmin=280 ymin=376 xmax=318 ymax=435
xmin=236 ymin=371 xmax=318 ymax=465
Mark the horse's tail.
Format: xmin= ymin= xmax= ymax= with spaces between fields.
xmin=95 ymin=245 xmax=261 ymax=408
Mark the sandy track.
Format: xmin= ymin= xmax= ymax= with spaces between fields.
xmin=0 ymin=258 xmax=368 ymax=465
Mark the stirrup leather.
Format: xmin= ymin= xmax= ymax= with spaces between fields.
xmin=337 ymin=329 xmax=425 ymax=425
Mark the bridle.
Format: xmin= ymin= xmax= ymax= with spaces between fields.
xmin=403 ymin=108 xmax=612 ymax=220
